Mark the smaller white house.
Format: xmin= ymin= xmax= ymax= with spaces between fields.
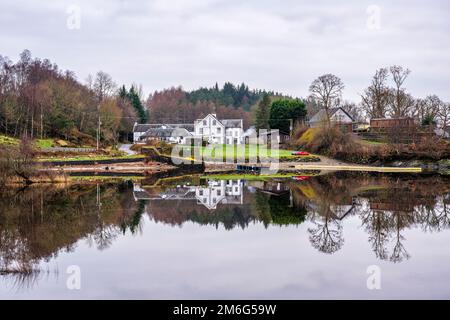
xmin=133 ymin=123 xmax=194 ymax=144
xmin=194 ymin=114 xmax=244 ymax=144
xmin=309 ymin=107 xmax=354 ymax=132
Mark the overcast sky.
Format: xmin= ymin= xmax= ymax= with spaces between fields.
xmin=1 ymin=0 xmax=449 ymax=101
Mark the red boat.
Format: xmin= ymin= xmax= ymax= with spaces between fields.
xmin=292 ymin=176 xmax=310 ymax=181
xmin=291 ymin=151 xmax=310 ymax=156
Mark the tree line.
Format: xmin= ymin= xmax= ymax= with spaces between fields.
xmin=2 ymin=50 xmax=448 ymax=145
xmin=0 ymin=50 xmax=145 ymax=145
xmin=305 ymin=66 xmax=449 ymax=130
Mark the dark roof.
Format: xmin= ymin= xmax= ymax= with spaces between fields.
xmin=133 ymin=123 xmax=194 ymax=133
xmin=221 ymin=119 xmax=242 ymax=128
xmin=309 ymin=107 xmax=354 ymax=123
xmin=140 ymin=127 xmax=192 ymax=139
xmin=140 ymin=128 xmax=174 ymax=138
xmin=259 ymin=129 xmax=290 ymax=136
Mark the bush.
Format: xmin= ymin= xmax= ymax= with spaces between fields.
xmin=296 ymin=125 xmax=384 ymax=163
xmin=0 ymin=136 xmax=37 ymax=185
xmin=294 ymin=125 xmax=449 ymax=163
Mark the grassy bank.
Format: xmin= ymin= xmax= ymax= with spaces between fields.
xmin=201 ymin=172 xmax=319 ymax=181
xmin=292 ymin=127 xmax=450 ymax=164
xmin=37 ymin=154 xmax=146 ymax=162
xmin=173 ymin=144 xmax=320 ymax=162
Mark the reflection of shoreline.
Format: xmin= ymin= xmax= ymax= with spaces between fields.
xmin=0 ymin=174 xmax=448 ymax=284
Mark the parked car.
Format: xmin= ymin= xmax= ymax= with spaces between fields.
xmin=291 ymin=151 xmax=310 ymax=156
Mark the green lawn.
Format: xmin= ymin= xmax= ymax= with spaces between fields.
xmin=356 ymin=138 xmax=386 ymax=146
xmin=37 ymin=154 xmax=146 ymax=162
xmin=173 ymin=144 xmax=316 ymax=162
xmin=35 ymin=138 xmax=55 ymax=149
xmin=0 ymin=135 xmax=55 ymax=149
xmin=201 ymin=172 xmax=318 ymax=181
xmin=0 ymin=135 xmax=19 ymax=146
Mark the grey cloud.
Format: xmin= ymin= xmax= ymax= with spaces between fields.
xmin=0 ymin=0 xmax=449 ymax=101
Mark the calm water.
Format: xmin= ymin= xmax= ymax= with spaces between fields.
xmin=0 ymin=173 xmax=449 ymax=299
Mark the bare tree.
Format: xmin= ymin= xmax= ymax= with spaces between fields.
xmin=360 ymin=68 xmax=390 ymax=118
xmin=437 ymin=102 xmax=450 ymax=135
xmin=93 ymin=71 xmax=116 ymax=102
xmin=341 ymin=100 xmax=363 ymax=122
xmin=389 ymin=65 xmax=413 ymax=117
xmin=309 ymin=74 xmax=345 ymax=124
xmin=415 ymin=95 xmax=442 ymax=125
xmin=388 ymin=89 xmax=415 ymax=118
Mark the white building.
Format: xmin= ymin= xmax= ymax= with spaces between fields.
xmin=194 ymin=114 xmax=244 ymax=144
xmin=133 ymin=123 xmax=194 ymax=144
xmin=308 ymin=107 xmax=354 ymax=128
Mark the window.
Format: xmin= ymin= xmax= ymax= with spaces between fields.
xmin=200 ymin=128 xmax=203 ymax=134
xmin=217 ymin=127 xmax=221 ymax=133
xmin=213 ymin=120 xmax=216 ymax=125
xmin=217 ymin=190 xmax=221 ymax=196
xmin=203 ymin=120 xmax=207 ymax=126
xmin=199 ymin=190 xmax=203 ymax=196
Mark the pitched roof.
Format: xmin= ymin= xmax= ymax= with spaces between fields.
xmin=133 ymin=123 xmax=194 ymax=133
xmin=221 ymin=119 xmax=242 ymax=128
xmin=140 ymin=127 xmax=192 ymax=139
xmin=309 ymin=107 xmax=354 ymax=123
xmin=194 ymin=114 xmax=243 ymax=128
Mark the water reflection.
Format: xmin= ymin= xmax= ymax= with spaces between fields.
xmin=0 ymin=174 xmax=449 ymax=283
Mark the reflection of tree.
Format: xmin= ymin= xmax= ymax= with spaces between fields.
xmin=308 ymin=210 xmax=344 ymax=254
xmin=358 ymin=178 xmax=449 ymax=263
xmin=416 ymin=195 xmax=450 ymax=232
xmin=360 ymin=205 xmax=391 ymax=260
xmin=252 ymin=191 xmax=307 ymax=227
xmin=390 ymin=225 xmax=410 ymax=263
xmin=295 ymin=173 xmax=450 ymax=262
xmin=0 ymin=182 xmax=142 ymax=279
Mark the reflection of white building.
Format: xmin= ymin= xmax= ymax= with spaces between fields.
xmin=133 ymin=180 xmax=244 ymax=210
xmin=195 ymin=180 xmax=243 ymax=210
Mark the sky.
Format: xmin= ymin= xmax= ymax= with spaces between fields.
xmin=1 ymin=0 xmax=449 ymax=101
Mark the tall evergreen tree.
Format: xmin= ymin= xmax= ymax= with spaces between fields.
xmin=120 ymin=85 xmax=147 ymax=123
xmin=255 ymin=94 xmax=271 ymax=129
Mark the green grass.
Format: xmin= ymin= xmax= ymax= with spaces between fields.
xmin=201 ymin=172 xmax=318 ymax=181
xmin=173 ymin=144 xmax=317 ymax=162
xmin=0 ymin=135 xmax=19 ymax=146
xmin=37 ymin=154 xmax=146 ymax=162
xmin=35 ymin=139 xmax=55 ymax=149
xmin=69 ymin=176 xmax=145 ymax=182
xmin=356 ymin=138 xmax=386 ymax=146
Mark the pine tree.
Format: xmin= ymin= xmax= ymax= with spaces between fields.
xmin=255 ymin=94 xmax=271 ymax=129
xmin=120 ymin=85 xmax=147 ymax=123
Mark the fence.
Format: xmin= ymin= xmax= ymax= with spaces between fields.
xmin=42 ymin=147 xmax=97 ymax=153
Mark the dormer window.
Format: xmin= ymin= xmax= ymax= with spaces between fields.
xmin=213 ymin=120 xmax=216 ymax=125
xmin=203 ymin=120 xmax=207 ymax=126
